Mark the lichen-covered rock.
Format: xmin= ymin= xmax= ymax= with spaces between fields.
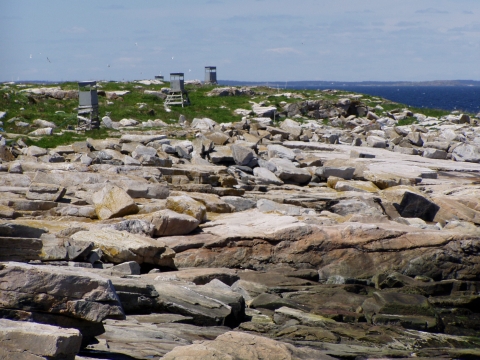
xmin=92 ymin=183 xmax=139 ymax=220
xmin=166 ymin=195 xmax=207 ymax=223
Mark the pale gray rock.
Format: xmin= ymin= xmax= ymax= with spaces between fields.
xmin=231 ymin=144 xmax=257 ymax=167
xmin=280 ymin=118 xmax=302 ymax=139
xmin=0 ymin=262 xmax=125 ymax=322
xmin=221 ymin=196 xmax=257 ymax=212
xmin=406 ymin=131 xmax=423 ymax=146
xmin=28 ymin=127 xmax=53 ymax=136
xmin=123 ymin=154 xmax=141 ymax=166
xmin=110 ymin=261 xmax=141 ymax=277
xmin=258 ymin=158 xmax=278 ymax=172
xmin=80 ymin=154 xmax=93 ymax=165
xmin=252 ymin=104 xmax=277 ymax=117
xmin=25 ymin=145 xmax=48 ymax=157
xmin=423 ymin=141 xmax=450 ymax=151
xmin=119 ymin=118 xmax=138 ymax=127
xmin=108 ymin=219 xmax=156 ymax=237
xmin=452 ymin=143 xmax=480 ymax=163
xmin=394 ymin=146 xmax=418 ymax=155
xmin=33 ymin=119 xmax=56 ymax=128
xmin=253 ymin=167 xmax=283 ymax=186
xmin=0 ymin=319 xmax=82 ymax=360
xmin=257 ymin=199 xmax=315 ymax=216
xmin=55 ymin=205 xmax=96 ymax=218
xmin=366 ymin=136 xmax=387 ymax=148
xmin=26 ymin=183 xmax=66 ymax=201
xmin=267 ymin=144 xmax=296 ymax=161
xmin=330 ymin=199 xmax=383 ymax=217
xmin=270 ymin=157 xmax=311 ymax=184
xmin=132 ymin=144 xmax=157 ymax=159
xmin=316 ymin=166 xmax=355 ymax=180
xmin=8 ymin=162 xmax=23 ymax=174
xmin=191 ymin=117 xmax=217 ymax=131
xmin=120 ymin=134 xmax=167 ymax=144
xmin=423 ymin=148 xmax=447 ymax=159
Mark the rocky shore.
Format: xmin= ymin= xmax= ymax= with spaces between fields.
xmin=0 ymin=82 xmax=479 ymax=359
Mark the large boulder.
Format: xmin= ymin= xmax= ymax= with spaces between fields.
xmin=70 ymin=229 xmax=175 ymax=267
xmin=270 ymin=157 xmax=311 ymax=184
xmin=231 ymin=144 xmax=257 ymax=167
xmin=393 ymin=191 xmax=440 ymax=222
xmin=452 ymin=143 xmax=480 ymax=163
xmin=92 ymin=184 xmax=139 ymax=220
xmin=0 ymin=319 xmax=82 ymax=360
xmin=161 ymin=331 xmax=335 ymax=360
xmin=133 ymin=209 xmax=200 ymax=236
xmin=26 ymin=183 xmax=66 ymax=202
xmin=166 ymin=196 xmax=207 ymax=223
xmin=253 ymin=167 xmax=284 ymax=186
xmin=267 ymin=144 xmax=296 ymax=161
xmin=280 ymin=118 xmax=302 ymax=139
xmin=0 ymin=262 xmax=124 ymax=323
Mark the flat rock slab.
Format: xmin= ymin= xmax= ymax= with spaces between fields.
xmin=86 ymin=318 xmax=229 ymax=360
xmin=170 ymin=210 xmax=480 ymax=280
xmin=161 ymin=330 xmax=336 ymax=360
xmin=0 ymin=319 xmax=82 ymax=360
xmin=0 ymin=262 xmax=124 ymax=323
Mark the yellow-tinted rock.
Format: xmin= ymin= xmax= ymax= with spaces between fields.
xmin=335 ymin=180 xmax=380 ymax=193
xmin=166 ymin=195 xmax=207 ymax=222
xmin=92 ymin=184 xmax=139 ymax=220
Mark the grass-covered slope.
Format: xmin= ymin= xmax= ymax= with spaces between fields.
xmin=0 ymin=80 xmax=454 ymax=149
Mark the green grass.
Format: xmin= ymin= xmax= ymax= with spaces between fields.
xmin=24 ymin=128 xmax=115 ymax=149
xmin=396 ymin=117 xmax=418 ymax=126
xmin=0 ymin=80 xmax=472 ymax=150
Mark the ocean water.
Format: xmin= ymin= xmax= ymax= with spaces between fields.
xmin=291 ymin=85 xmax=480 ymax=114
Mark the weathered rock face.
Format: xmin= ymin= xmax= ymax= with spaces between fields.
xmin=161 ymin=331 xmax=336 ymax=360
xmin=133 ymin=209 xmax=200 ymax=236
xmin=170 ymin=210 xmax=480 ymax=281
xmin=0 ymin=319 xmax=82 ymax=360
xmin=70 ymin=229 xmax=176 ymax=267
xmin=166 ymin=195 xmax=207 ymax=223
xmin=92 ymin=183 xmax=139 ymax=220
xmin=0 ymin=262 xmax=124 ymax=323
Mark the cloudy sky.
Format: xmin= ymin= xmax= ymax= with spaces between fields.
xmin=1 ymin=0 xmax=479 ymax=82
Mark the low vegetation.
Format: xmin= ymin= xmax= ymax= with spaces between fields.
xmin=0 ymin=80 xmax=465 ymax=148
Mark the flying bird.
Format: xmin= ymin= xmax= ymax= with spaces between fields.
xmin=107 ymin=64 xmax=110 ymax=67
xmin=135 ymin=42 xmax=138 ymax=46
xmin=171 ymin=56 xmax=174 ymax=60
xmin=47 ymin=57 xmax=51 ymax=63
xmin=29 ymin=54 xmax=32 ymax=59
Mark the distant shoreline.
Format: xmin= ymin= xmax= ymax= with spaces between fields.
xmin=219 ymin=80 xmax=480 ymax=87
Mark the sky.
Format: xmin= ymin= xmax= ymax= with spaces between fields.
xmin=1 ymin=0 xmax=479 ymax=82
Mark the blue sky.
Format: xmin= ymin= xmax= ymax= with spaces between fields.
xmin=1 ymin=0 xmax=479 ymax=82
